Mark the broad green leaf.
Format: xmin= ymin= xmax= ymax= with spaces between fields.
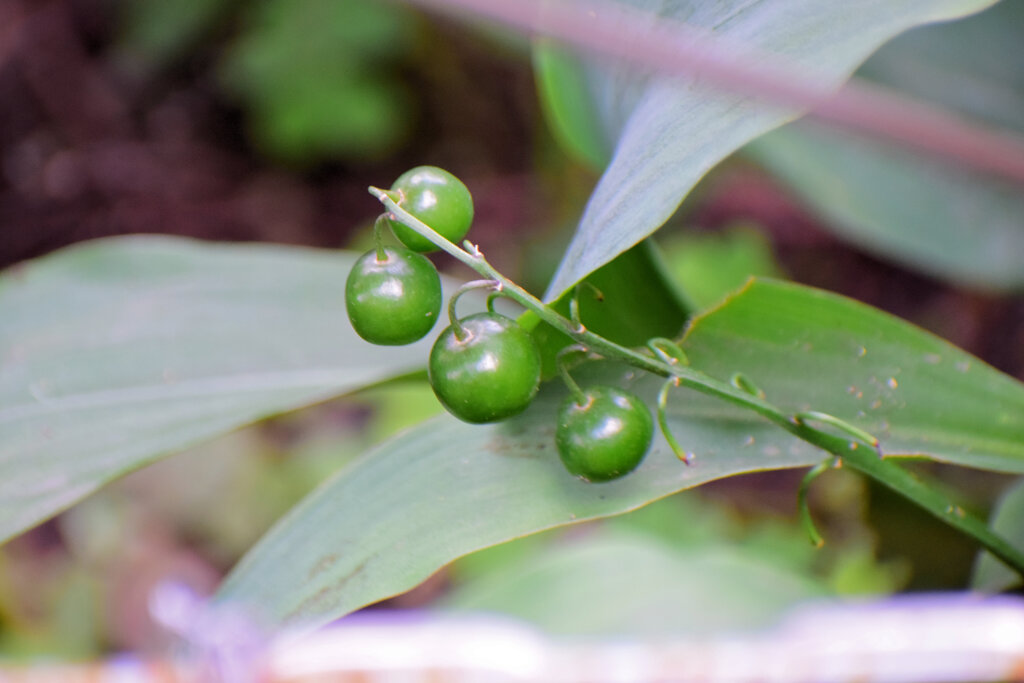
xmin=972 ymin=478 xmax=1024 ymax=592
xmin=747 ymin=1 xmax=1024 ymax=290
xmin=0 ymin=236 xmax=453 ymax=544
xmin=684 ymin=279 xmax=1024 ymax=473
xmin=217 ymin=277 xmax=1023 ymax=629
xmin=215 ymin=363 xmax=824 ymax=629
xmin=539 ymin=0 xmax=998 ymax=299
xmin=441 ymin=529 xmax=830 ymax=636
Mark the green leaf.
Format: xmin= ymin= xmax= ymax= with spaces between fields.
xmin=538 ymin=0 xmax=998 ymax=299
xmin=0 ymin=236 xmax=451 ymax=544
xmin=215 ymin=363 xmax=824 ymax=629
xmin=533 ymin=40 xmax=611 ymax=170
xmin=440 ymin=529 xmax=830 ymax=636
xmin=528 ymin=240 xmax=690 ymax=378
xmin=972 ymin=478 xmax=1024 ymax=592
xmin=684 ymin=279 xmax=1024 ymax=473
xmin=746 ymin=1 xmax=1024 ymax=290
xmin=659 ymin=224 xmax=785 ymax=311
xmin=217 ymin=277 xmax=1023 ymax=629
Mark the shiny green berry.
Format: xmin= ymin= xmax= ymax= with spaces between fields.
xmin=386 ymin=166 xmax=474 ymax=253
xmin=556 ymin=386 xmax=653 ymax=482
xmin=345 ymin=246 xmax=442 ymax=345
xmin=428 ymin=312 xmax=541 ymax=423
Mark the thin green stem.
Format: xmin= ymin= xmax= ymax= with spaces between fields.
xmin=370 ymin=185 xmax=1024 ymax=579
xmin=557 ymin=345 xmax=591 ymax=405
xmin=372 ymin=215 xmax=390 ymax=261
xmin=569 ymin=287 xmax=584 ymax=332
xmin=798 ymin=460 xmax=833 ymax=548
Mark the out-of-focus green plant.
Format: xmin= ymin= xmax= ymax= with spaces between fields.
xmin=218 ymin=0 xmax=416 ymax=164
xmin=117 ymin=0 xmax=418 ymax=164
xmin=116 ymin=0 xmax=234 ymax=68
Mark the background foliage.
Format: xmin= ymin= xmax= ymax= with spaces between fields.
xmin=0 ymin=0 xmax=1021 ymax=658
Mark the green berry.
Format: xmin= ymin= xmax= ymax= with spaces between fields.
xmin=556 ymin=386 xmax=653 ymax=482
xmin=428 ymin=312 xmax=541 ymax=423
xmin=345 ymin=246 xmax=442 ymax=345
xmin=387 ymin=166 xmax=474 ymax=253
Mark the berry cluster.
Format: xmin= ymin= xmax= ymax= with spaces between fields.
xmin=342 ymin=168 xmax=997 ymax=566
xmin=345 ymin=166 xmax=653 ymax=482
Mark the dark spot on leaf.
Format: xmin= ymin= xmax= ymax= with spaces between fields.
xmin=285 ymin=558 xmax=368 ymax=621
xmin=481 ymin=436 xmax=546 ymax=459
xmin=307 ymin=553 xmax=338 ymax=581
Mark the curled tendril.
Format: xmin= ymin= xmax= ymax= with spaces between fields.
xmin=485 ymin=289 xmax=504 ymax=313
xmin=647 ymin=337 xmax=689 ymax=367
xmin=798 ymin=458 xmax=841 ymax=548
xmin=448 ymin=279 xmax=500 ymax=338
xmin=730 ymin=372 xmax=766 ymax=400
xmin=794 ymin=411 xmax=883 ymax=459
xmin=569 ymin=282 xmax=605 ymax=333
xmin=658 ymin=377 xmax=691 ymax=464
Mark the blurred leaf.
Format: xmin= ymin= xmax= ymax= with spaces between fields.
xmin=747 ymin=1 xmax=1024 ymax=289
xmin=749 ymin=138 xmax=1024 ymax=291
xmin=0 ymin=236 xmax=459 ymax=545
xmin=440 ymin=529 xmax=830 ymax=636
xmin=605 ymin=494 xmax=883 ymax=587
xmin=610 ymin=494 xmax=905 ymax=594
xmin=359 ymin=380 xmax=443 ymax=444
xmin=829 ymin=546 xmax=909 ymax=595
xmin=605 ymin=493 xmax=734 ymax=549
xmin=660 ymin=224 xmax=785 ymax=310
xmin=219 ymin=0 xmax=415 ymax=163
xmin=117 ymin=0 xmax=233 ymax=68
xmin=537 ymin=0 xmax=998 ymax=299
xmin=0 ymin=555 xmax=102 ymax=659
xmin=451 ymin=491 xmax=901 ymax=602
xmin=748 ymin=124 xmax=1024 ymax=289
xmin=446 ymin=528 xmax=557 ymax=586
xmin=104 ymin=430 xmax=300 ymax=564
xmin=216 ymin=278 xmax=1022 ymax=629
xmin=533 ymin=40 xmax=611 ymax=170
xmin=50 ymin=570 xmax=103 ymax=659
xmin=972 ymin=477 xmax=1024 ymax=592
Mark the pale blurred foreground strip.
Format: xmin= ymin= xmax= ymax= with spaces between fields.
xmin=0 ymin=593 xmax=1023 ymax=682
